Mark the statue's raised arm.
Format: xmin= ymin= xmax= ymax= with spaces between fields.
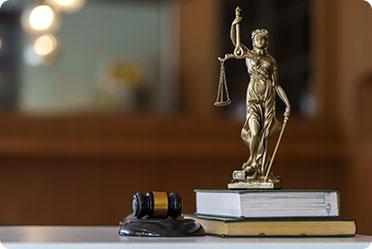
xmin=218 ymin=7 xmax=252 ymax=63
xmin=230 ymin=7 xmax=251 ymax=57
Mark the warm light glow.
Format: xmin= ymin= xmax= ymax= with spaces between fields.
xmin=54 ymin=0 xmax=76 ymax=6
xmin=34 ymin=34 xmax=57 ymax=56
xmin=29 ymin=5 xmax=55 ymax=31
xmin=49 ymin=0 xmax=85 ymax=12
xmin=0 ymin=38 xmax=2 ymax=51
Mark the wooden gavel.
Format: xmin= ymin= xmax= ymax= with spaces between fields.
xmin=132 ymin=192 xmax=182 ymax=219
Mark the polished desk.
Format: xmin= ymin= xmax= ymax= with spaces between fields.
xmin=0 ymin=226 xmax=371 ymax=249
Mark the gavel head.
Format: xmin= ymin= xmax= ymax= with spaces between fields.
xmin=132 ymin=192 xmax=182 ymax=219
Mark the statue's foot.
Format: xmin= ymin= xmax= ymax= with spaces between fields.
xmin=244 ymin=162 xmax=259 ymax=180
xmin=246 ymin=170 xmax=258 ymax=180
xmin=242 ymin=159 xmax=253 ymax=170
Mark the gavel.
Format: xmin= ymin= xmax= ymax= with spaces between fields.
xmin=132 ymin=192 xmax=182 ymax=219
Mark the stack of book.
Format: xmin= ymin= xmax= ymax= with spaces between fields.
xmin=185 ymin=189 xmax=356 ymax=237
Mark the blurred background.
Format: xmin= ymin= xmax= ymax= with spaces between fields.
xmin=0 ymin=0 xmax=371 ymax=234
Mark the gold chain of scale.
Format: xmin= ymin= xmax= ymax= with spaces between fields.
xmin=214 ymin=61 xmax=231 ymax=107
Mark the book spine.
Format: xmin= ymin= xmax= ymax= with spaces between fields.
xmin=325 ymin=191 xmax=340 ymax=216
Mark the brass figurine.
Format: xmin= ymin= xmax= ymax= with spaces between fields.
xmin=215 ymin=7 xmax=291 ymax=189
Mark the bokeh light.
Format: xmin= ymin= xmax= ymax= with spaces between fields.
xmin=24 ymin=34 xmax=59 ymax=66
xmin=34 ymin=34 xmax=57 ymax=56
xmin=29 ymin=5 xmax=55 ymax=31
xmin=55 ymin=0 xmax=77 ymax=6
xmin=48 ymin=0 xmax=85 ymax=13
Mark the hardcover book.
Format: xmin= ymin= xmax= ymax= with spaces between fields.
xmin=195 ymin=189 xmax=340 ymax=218
xmin=184 ymin=214 xmax=356 ymax=237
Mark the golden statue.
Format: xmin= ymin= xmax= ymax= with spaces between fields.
xmin=215 ymin=7 xmax=291 ymax=189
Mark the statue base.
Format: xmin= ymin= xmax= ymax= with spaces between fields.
xmin=228 ymin=170 xmax=281 ymax=189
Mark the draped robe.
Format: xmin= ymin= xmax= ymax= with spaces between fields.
xmin=240 ymin=53 xmax=282 ymax=174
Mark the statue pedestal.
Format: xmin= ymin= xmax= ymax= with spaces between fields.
xmin=228 ymin=180 xmax=281 ymax=189
xmin=228 ymin=170 xmax=281 ymax=189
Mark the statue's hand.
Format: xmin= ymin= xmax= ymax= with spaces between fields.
xmin=284 ymin=107 xmax=291 ymax=119
xmin=232 ymin=16 xmax=242 ymax=25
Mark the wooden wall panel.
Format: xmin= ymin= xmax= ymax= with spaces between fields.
xmin=0 ymin=115 xmax=347 ymax=225
xmin=0 ymin=156 xmax=347 ymax=225
xmin=179 ymin=0 xmax=219 ymax=115
xmin=328 ymin=0 xmax=372 ymax=235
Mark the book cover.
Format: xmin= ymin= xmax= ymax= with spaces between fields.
xmin=184 ymin=214 xmax=356 ymax=237
xmin=195 ymin=189 xmax=340 ymax=218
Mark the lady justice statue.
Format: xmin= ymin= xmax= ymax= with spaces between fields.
xmin=215 ymin=7 xmax=291 ymax=189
